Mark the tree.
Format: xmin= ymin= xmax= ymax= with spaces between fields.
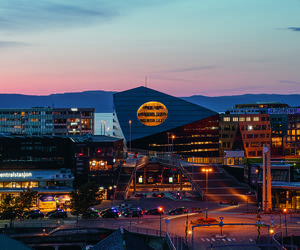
xmin=70 ymin=182 xmax=104 ymax=226
xmin=0 ymin=188 xmax=38 ymax=227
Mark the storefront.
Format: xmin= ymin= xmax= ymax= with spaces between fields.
xmin=0 ymin=169 xmax=74 ymax=211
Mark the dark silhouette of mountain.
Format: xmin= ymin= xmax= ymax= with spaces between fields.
xmin=0 ymin=91 xmax=115 ymax=112
xmin=182 ymin=94 xmax=300 ymax=112
xmin=0 ymin=91 xmax=298 ymax=113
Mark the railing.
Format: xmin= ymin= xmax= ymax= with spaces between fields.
xmin=124 ymin=156 xmax=148 ymax=200
xmin=177 ymin=160 xmax=204 ymax=200
xmin=166 ymin=232 xmax=176 ymax=250
xmin=273 ymin=231 xmax=287 ymax=250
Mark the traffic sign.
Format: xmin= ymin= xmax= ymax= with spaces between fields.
xmin=271 ymin=223 xmax=274 ymax=227
xmin=271 ymin=216 xmax=274 ymax=220
xmin=219 ymin=221 xmax=223 ymax=225
xmin=255 ymin=221 xmax=265 ymax=227
xmin=165 ymin=219 xmax=169 ymax=224
xmin=219 ymin=217 xmax=224 ymax=221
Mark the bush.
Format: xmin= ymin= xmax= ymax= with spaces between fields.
xmin=190 ymin=217 xmax=218 ymax=225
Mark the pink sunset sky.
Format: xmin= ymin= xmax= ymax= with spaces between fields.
xmin=1 ymin=0 xmax=300 ymax=97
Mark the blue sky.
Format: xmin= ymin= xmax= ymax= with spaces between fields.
xmin=0 ymin=0 xmax=300 ymax=96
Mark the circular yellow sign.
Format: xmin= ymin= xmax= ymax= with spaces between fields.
xmin=137 ymin=101 xmax=168 ymax=126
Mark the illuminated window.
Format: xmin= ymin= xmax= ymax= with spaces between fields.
xmin=137 ymin=101 xmax=168 ymax=126
xmin=253 ymin=117 xmax=259 ymax=121
xmin=233 ymin=117 xmax=238 ymax=122
xmin=246 ymin=117 xmax=251 ymax=122
xmin=239 ymin=117 xmax=245 ymax=122
xmin=292 ymin=130 xmax=296 ymax=135
xmin=223 ymin=117 xmax=230 ymax=122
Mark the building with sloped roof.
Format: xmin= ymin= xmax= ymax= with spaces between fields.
xmin=113 ymin=86 xmax=219 ymax=157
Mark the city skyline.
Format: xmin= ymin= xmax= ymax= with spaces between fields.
xmin=1 ymin=0 xmax=300 ymax=97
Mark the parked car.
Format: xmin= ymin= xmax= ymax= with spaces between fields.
xmin=49 ymin=211 xmax=68 ymax=219
xmin=23 ymin=210 xmax=41 ymax=218
xmin=46 ymin=209 xmax=61 ymax=217
xmin=101 ymin=208 xmax=120 ymax=218
xmin=27 ymin=211 xmax=44 ymax=219
xmin=145 ymin=208 xmax=164 ymax=215
xmin=168 ymin=207 xmax=187 ymax=215
xmin=0 ymin=210 xmax=22 ymax=220
xmin=81 ymin=209 xmax=100 ymax=219
xmin=123 ymin=208 xmax=143 ymax=217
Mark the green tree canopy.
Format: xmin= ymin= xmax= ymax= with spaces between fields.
xmin=70 ymin=182 xmax=104 ymax=216
xmin=0 ymin=188 xmax=38 ymax=227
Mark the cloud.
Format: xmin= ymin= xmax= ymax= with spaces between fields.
xmin=0 ymin=0 xmax=174 ymax=32
xmin=154 ymin=66 xmax=217 ymax=74
xmin=0 ymin=41 xmax=28 ymax=48
xmin=288 ymin=27 xmax=300 ymax=32
xmin=280 ymin=80 xmax=300 ymax=84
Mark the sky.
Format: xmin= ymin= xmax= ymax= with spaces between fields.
xmin=1 ymin=0 xmax=300 ymax=97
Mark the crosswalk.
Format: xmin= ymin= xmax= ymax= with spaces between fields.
xmin=197 ymin=237 xmax=255 ymax=243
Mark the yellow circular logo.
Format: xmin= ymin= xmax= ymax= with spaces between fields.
xmin=137 ymin=101 xmax=168 ymax=126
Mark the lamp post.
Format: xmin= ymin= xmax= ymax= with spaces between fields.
xmin=158 ymin=207 xmax=163 ymax=237
xmin=202 ymin=168 xmax=212 ymax=219
xmin=171 ymin=134 xmax=175 ymax=156
xmin=283 ymin=208 xmax=287 ymax=237
xmin=129 ymin=120 xmax=131 ymax=154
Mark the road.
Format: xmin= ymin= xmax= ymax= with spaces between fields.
xmin=2 ymin=197 xmax=299 ymax=250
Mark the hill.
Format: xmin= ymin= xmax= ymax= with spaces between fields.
xmin=0 ymin=91 xmax=299 ymax=113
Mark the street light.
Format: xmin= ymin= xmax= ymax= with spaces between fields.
xmin=202 ymin=168 xmax=212 ymax=219
xmin=283 ymin=208 xmax=287 ymax=237
xmin=159 ymin=207 xmax=163 ymax=237
xmin=129 ymin=120 xmax=131 ymax=154
xmin=171 ymin=134 xmax=175 ymax=156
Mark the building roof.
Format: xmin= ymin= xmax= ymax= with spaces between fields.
xmin=0 ymin=235 xmax=33 ymax=250
xmin=92 ymin=227 xmax=155 ymax=250
xmin=68 ymin=135 xmax=123 ymax=143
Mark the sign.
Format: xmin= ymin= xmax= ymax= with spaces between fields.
xmin=0 ymin=172 xmax=32 ymax=178
xmin=138 ymin=177 xmax=143 ymax=183
xmin=271 ymin=223 xmax=274 ymax=227
xmin=165 ymin=219 xmax=169 ymax=224
xmin=169 ymin=177 xmax=173 ymax=183
xmin=219 ymin=221 xmax=223 ymax=225
xmin=219 ymin=217 xmax=224 ymax=221
xmin=255 ymin=221 xmax=264 ymax=227
xmin=39 ymin=195 xmax=55 ymax=202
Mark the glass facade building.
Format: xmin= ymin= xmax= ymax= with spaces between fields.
xmin=113 ymin=86 xmax=219 ymax=157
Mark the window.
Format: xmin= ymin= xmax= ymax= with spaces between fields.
xmin=239 ymin=117 xmax=245 ymax=122
xmin=233 ymin=117 xmax=238 ymax=122
xmin=223 ymin=117 xmax=230 ymax=122
xmin=247 ymin=134 xmax=253 ymax=139
xmin=253 ymin=117 xmax=259 ymax=121
xmin=224 ymin=125 xmax=230 ymax=131
xmin=246 ymin=117 xmax=251 ymax=121
xmin=262 ymin=125 xmax=267 ymax=130
xmin=227 ymin=142 xmax=230 ymax=148
xmin=261 ymin=117 xmax=266 ymax=121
